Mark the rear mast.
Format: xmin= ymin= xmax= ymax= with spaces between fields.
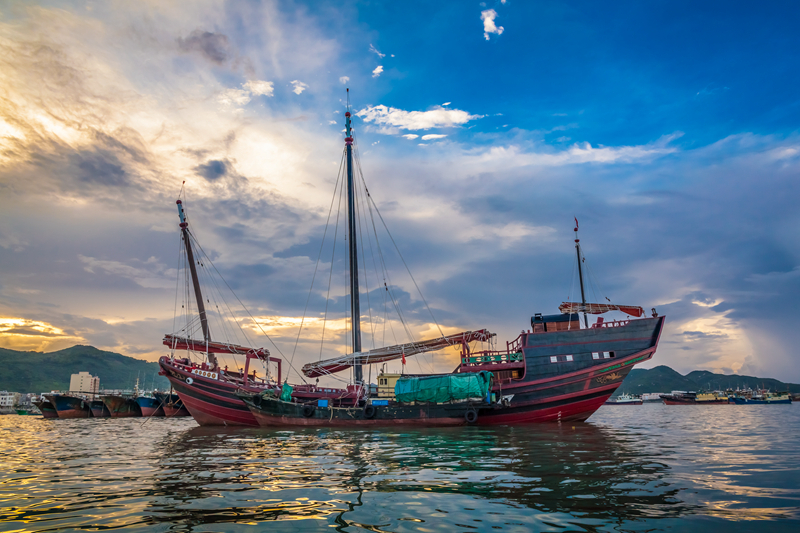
xmin=345 ymin=89 xmax=363 ymax=385
xmin=177 ymin=200 xmax=218 ymax=368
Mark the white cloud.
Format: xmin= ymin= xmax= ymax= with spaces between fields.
xmin=328 ymin=120 xmax=337 ymax=125
xmin=421 ymin=134 xmax=447 ymax=141
xmin=291 ymin=80 xmax=308 ymax=94
xmin=442 ymin=102 xmax=451 ymax=106
xmin=217 ymin=88 xmax=252 ymax=106
xmin=372 ymin=65 xmax=384 ymax=78
xmin=339 ymin=76 xmax=350 ymax=84
xmin=357 ymin=105 xmax=481 ymax=131
xmin=481 ymin=9 xmax=504 ymax=40
xmin=402 ymin=134 xmax=419 ymax=140
xmin=243 ymin=80 xmax=274 ymax=97
xmin=369 ymin=44 xmax=385 ymax=59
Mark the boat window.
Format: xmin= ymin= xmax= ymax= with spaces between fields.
xmin=550 ymin=356 xmax=557 ymax=363
xmin=609 ymin=351 xmax=616 ymax=358
xmin=592 ymin=352 xmax=600 ymax=359
xmin=603 ymin=352 xmax=610 ymax=359
xmin=565 ymin=355 xmax=573 ymax=362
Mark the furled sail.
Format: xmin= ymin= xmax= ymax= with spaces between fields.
xmin=302 ymin=329 xmax=493 ymax=378
xmin=558 ymin=302 xmax=644 ymax=317
xmin=163 ymin=334 xmax=271 ymax=359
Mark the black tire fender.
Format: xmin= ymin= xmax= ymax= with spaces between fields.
xmin=465 ymin=409 xmax=478 ymax=424
xmin=364 ymin=405 xmax=377 ymax=419
xmin=253 ymin=395 xmax=262 ymax=406
xmin=302 ymin=404 xmax=315 ymax=418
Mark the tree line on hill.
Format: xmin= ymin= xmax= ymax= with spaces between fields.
xmin=0 ymin=345 xmax=169 ymax=393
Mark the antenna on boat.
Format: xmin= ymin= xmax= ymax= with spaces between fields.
xmin=176 ymin=199 xmax=217 ymax=368
xmin=574 ymin=218 xmax=589 ymax=328
xmin=345 ymin=89 xmax=363 ymax=385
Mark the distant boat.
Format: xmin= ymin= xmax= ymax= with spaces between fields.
xmin=660 ymin=391 xmax=728 ymax=405
xmin=604 ymin=394 xmax=643 ymax=405
xmin=731 ymin=392 xmax=791 ymax=404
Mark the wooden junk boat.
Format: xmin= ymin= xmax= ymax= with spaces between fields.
xmin=160 ymin=91 xmax=665 ymax=427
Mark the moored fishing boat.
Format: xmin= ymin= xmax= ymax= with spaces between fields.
xmin=89 ymin=399 xmax=110 ymax=417
xmin=153 ymin=391 xmax=190 ymax=417
xmin=32 ymin=397 xmax=58 ymax=419
xmin=101 ymin=394 xmax=141 ymax=417
xmin=135 ymin=395 xmax=164 ymax=417
xmin=44 ymin=393 xmax=93 ymax=418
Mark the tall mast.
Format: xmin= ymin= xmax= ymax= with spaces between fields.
xmin=177 ymin=199 xmax=218 ymax=367
xmin=574 ymin=220 xmax=589 ymax=328
xmin=345 ymin=90 xmax=362 ymax=384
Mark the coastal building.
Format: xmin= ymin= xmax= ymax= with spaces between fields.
xmin=69 ymin=372 xmax=99 ymax=397
xmin=0 ymin=391 xmax=20 ymax=413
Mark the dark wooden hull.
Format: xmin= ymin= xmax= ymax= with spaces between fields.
xmin=45 ymin=394 xmax=93 ymax=419
xmin=237 ymin=317 xmax=665 ymax=427
xmin=33 ymin=400 xmax=58 ymax=419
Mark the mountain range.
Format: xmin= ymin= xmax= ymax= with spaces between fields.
xmin=0 ymin=345 xmax=168 ymax=393
xmin=613 ymin=365 xmax=800 ymax=396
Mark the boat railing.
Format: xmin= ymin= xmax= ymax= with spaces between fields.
xmin=591 ymin=318 xmax=631 ymax=328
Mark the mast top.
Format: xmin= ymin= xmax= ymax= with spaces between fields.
xmin=574 ymin=217 xmax=579 ymax=243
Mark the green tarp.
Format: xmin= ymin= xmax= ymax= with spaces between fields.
xmin=394 ymin=372 xmax=493 ymax=404
xmin=280 ymin=382 xmax=293 ymax=402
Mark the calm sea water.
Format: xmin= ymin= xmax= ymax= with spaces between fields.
xmin=1 ymin=404 xmax=799 ymax=532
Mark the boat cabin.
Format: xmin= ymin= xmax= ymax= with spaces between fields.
xmin=531 ymin=313 xmax=581 ymax=332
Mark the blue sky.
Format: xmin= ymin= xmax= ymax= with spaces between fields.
xmin=0 ymin=0 xmax=798 ymax=384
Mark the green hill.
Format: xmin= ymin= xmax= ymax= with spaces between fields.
xmin=0 ymin=345 xmax=169 ymax=393
xmin=614 ymin=365 xmax=800 ymax=396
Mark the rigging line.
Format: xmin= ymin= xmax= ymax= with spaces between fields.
xmin=361 ymin=186 xmax=417 ymax=348
xmin=352 ymin=150 xmax=376 ymax=352
xmin=320 ymin=164 xmax=346 ymax=362
xmin=188 ymin=238 xmax=310 ymax=383
xmin=364 ymin=187 xmax=446 ymax=339
xmin=171 ymin=231 xmax=183 ymax=352
xmin=291 ymin=151 xmax=346 ymax=367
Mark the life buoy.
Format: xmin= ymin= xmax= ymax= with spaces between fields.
xmin=186 ymin=377 xmax=193 ymax=385
xmin=302 ymin=405 xmax=315 ymax=417
xmin=465 ymin=410 xmax=478 ymax=423
xmin=364 ymin=405 xmax=376 ymax=419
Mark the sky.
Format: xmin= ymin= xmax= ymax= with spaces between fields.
xmin=1 ymin=0 xmax=799 ymax=385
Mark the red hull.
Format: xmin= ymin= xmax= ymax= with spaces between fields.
xmin=139 ymin=406 xmax=164 ymax=417
xmin=662 ymin=399 xmax=729 ymax=405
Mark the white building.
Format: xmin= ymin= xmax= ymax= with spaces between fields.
xmin=0 ymin=391 xmax=20 ymax=409
xmin=69 ymin=372 xmax=99 ymax=396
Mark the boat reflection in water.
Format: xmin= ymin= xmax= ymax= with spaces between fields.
xmin=146 ymin=423 xmax=697 ymax=530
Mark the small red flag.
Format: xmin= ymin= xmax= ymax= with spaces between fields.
xmin=574 ymin=217 xmax=579 ymax=229
xmin=401 ymin=349 xmax=406 ymax=365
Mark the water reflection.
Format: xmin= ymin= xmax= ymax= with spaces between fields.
xmin=1 ymin=406 xmax=799 ymax=532
xmin=147 ymin=423 xmax=693 ymax=531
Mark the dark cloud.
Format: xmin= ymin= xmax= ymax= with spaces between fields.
xmin=195 ymin=159 xmax=229 ymax=181
xmin=177 ymin=30 xmax=231 ymax=64
xmin=72 ymin=149 xmax=128 ymax=185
